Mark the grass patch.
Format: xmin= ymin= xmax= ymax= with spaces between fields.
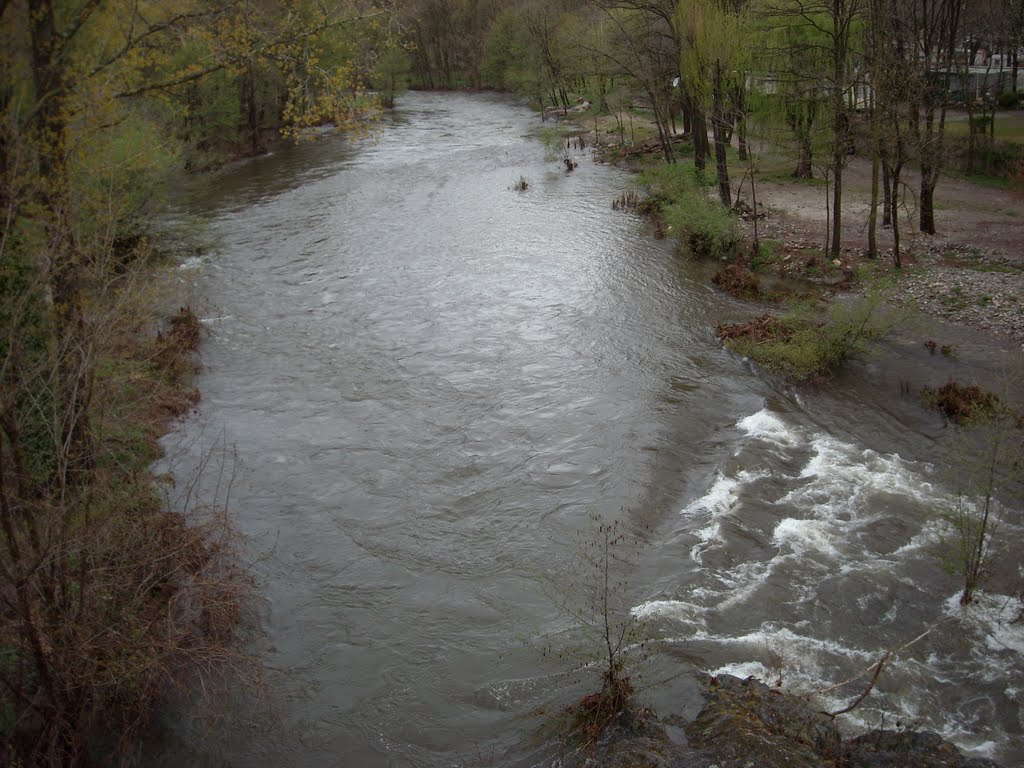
xmin=718 ymin=294 xmax=892 ymax=381
xmin=749 ymin=240 xmax=785 ymax=272
xmin=944 ymin=113 xmax=1024 ymax=144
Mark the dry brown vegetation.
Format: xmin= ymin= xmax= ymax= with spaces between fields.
xmin=922 ymin=378 xmax=1009 ymax=423
xmin=1 ymin=276 xmax=250 ymax=766
xmin=712 ymin=263 xmax=762 ymax=299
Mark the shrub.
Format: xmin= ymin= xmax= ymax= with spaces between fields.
xmin=633 ymin=164 xmax=742 ymax=260
xmin=718 ymin=294 xmax=892 ymax=381
xmin=997 ymin=91 xmax=1020 ymax=110
xmin=539 ymin=515 xmax=650 ymax=749
xmin=712 ymin=263 xmax=761 ymax=298
xmin=922 ymin=379 xmax=1004 ymax=423
xmin=969 ymin=115 xmax=992 ymax=134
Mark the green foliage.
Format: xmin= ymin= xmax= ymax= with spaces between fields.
xmin=749 ymin=240 xmax=784 ymax=272
xmin=374 ymin=46 xmax=412 ymax=107
xmin=634 ymin=164 xmax=742 ymax=259
xmin=481 ymin=7 xmax=544 ymax=97
xmin=664 ymin=198 xmax=743 ymax=260
xmin=719 ymin=292 xmax=893 ymax=380
xmin=997 ymin=92 xmax=1020 ymax=110
xmin=72 ymin=108 xmax=181 ymax=246
xmin=969 ymin=115 xmax=992 ymax=134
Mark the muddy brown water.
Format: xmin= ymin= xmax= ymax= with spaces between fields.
xmin=147 ymin=92 xmax=1023 ymax=767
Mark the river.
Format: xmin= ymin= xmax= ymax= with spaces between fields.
xmin=149 ymin=92 xmax=1023 ymax=767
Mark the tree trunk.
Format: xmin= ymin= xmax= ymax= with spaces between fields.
xmin=650 ymin=92 xmax=676 ymax=164
xmin=881 ymin=156 xmax=892 ymax=226
xmin=712 ymin=61 xmax=731 ymax=207
xmin=29 ymin=0 xmax=94 ymax=489
xmin=692 ymin=111 xmax=708 ymax=172
xmin=920 ymin=167 xmax=936 ymax=234
xmin=245 ymin=62 xmax=260 ymax=156
xmin=831 ymin=159 xmax=842 ymax=258
xmin=890 ymin=163 xmax=903 ymax=269
xmin=794 ymin=136 xmax=813 ymax=178
xmin=868 ymin=146 xmax=879 ymax=258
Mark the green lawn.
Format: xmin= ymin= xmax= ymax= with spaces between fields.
xmin=944 ymin=110 xmax=1024 ymax=143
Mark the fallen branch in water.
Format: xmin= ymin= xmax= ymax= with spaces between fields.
xmin=819 ymin=627 xmax=935 ymax=718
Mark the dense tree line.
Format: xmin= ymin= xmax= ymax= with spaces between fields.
xmin=0 ymin=1 xmax=401 ymax=765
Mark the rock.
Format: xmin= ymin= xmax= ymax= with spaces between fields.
xmin=684 ymin=675 xmax=840 ymax=768
xmin=677 ymin=676 xmax=1004 ymax=768
xmin=843 ymin=730 xmax=1002 ymax=768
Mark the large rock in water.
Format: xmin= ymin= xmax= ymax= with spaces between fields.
xmin=680 ymin=675 xmax=1003 ymax=768
xmin=684 ymin=674 xmax=840 ymax=768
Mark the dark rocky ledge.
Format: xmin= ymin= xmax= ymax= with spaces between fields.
xmin=581 ymin=675 xmax=1002 ymax=768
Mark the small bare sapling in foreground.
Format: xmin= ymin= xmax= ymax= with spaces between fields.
xmin=538 ymin=513 xmax=651 ymax=749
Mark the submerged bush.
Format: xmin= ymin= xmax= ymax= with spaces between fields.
xmin=712 ymin=263 xmax=761 ymax=299
xmin=718 ymin=294 xmax=892 ymax=381
xmin=923 ymin=379 xmax=1005 ymax=423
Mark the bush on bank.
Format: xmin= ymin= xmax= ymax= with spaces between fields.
xmin=1 ymin=272 xmax=247 ymax=765
xmin=631 ymin=164 xmax=742 ymax=261
xmin=717 ymin=294 xmax=893 ymax=381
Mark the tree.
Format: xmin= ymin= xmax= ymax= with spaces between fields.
xmin=590 ymin=0 xmax=681 ymax=163
xmin=1 ymin=1 xmax=392 ymax=762
xmin=677 ymin=0 xmax=748 ymax=206
xmin=755 ymin=0 xmax=862 ymax=257
xmin=540 ymin=515 xmax=650 ymax=746
xmin=943 ymin=410 xmax=1021 ymax=606
xmin=906 ymin=0 xmax=964 ymax=235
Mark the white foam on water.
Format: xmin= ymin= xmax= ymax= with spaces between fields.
xmin=943 ymin=591 xmax=1024 ymax=654
xmin=891 ymin=518 xmax=947 ymax=555
xmin=697 ymin=625 xmax=876 ymax=665
xmin=683 ymin=472 xmax=741 ymax=518
xmin=772 ymin=517 xmax=841 ymax=558
xmin=736 ymin=408 xmax=801 ymax=447
xmin=709 ymin=660 xmax=772 ymax=680
xmin=683 ymin=472 xmax=746 ymax=562
xmin=631 ymin=599 xmax=704 ymax=627
xmin=178 ymin=255 xmax=205 ymax=270
xmin=673 ymin=407 xmax=1024 ymax=760
xmin=783 ymin=435 xmax=936 ymax=519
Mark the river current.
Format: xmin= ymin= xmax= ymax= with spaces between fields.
xmin=150 ymin=92 xmax=1023 ymax=766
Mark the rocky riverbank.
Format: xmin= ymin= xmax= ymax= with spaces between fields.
xmin=582 ymin=675 xmax=1003 ymax=768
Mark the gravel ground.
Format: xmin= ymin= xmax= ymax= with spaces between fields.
xmin=893 ymin=245 xmax=1024 ymax=345
xmin=746 ymin=165 xmax=1024 ymax=347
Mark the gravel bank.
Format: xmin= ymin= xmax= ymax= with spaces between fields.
xmin=891 ymin=245 xmax=1024 ymax=345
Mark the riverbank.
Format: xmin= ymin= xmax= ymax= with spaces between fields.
xmin=579 ymin=675 xmax=1003 ymax=768
xmin=0 ymin=250 xmax=246 ymax=763
xmin=571 ymin=111 xmax=1024 ymax=348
